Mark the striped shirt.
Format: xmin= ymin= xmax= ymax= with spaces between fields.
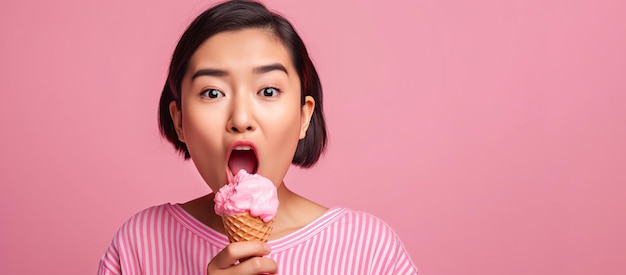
xmin=98 ymin=204 xmax=417 ymax=274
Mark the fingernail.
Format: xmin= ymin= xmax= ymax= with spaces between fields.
xmin=263 ymin=243 xmax=271 ymax=253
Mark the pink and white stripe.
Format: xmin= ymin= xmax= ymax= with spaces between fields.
xmin=98 ymin=204 xmax=417 ymax=274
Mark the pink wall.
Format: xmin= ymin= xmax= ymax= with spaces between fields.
xmin=1 ymin=0 xmax=625 ymax=274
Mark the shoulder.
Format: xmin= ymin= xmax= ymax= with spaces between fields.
xmin=98 ymin=204 xmax=175 ymax=274
xmin=330 ymin=208 xmax=419 ymax=274
xmin=333 ymin=208 xmax=400 ymax=237
xmin=108 ymin=204 xmax=173 ymax=241
xmin=100 ymin=202 xmax=171 ymax=242
xmin=119 ymin=203 xmax=173 ymax=229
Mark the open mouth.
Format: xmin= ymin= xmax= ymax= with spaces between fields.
xmin=226 ymin=143 xmax=258 ymax=181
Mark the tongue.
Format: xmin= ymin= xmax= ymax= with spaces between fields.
xmin=228 ymin=150 xmax=257 ymax=174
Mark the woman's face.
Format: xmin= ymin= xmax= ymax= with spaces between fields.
xmin=170 ymin=28 xmax=315 ymax=191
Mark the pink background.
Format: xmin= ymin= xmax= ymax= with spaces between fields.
xmin=1 ymin=0 xmax=625 ymax=274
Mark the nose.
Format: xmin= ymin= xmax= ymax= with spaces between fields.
xmin=227 ymin=94 xmax=256 ymax=133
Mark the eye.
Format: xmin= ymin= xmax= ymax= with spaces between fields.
xmin=258 ymin=87 xmax=280 ymax=97
xmin=200 ymin=88 xmax=224 ymax=99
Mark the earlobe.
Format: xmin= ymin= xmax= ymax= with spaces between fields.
xmin=299 ymin=96 xmax=315 ymax=139
xmin=169 ymin=101 xmax=186 ymax=143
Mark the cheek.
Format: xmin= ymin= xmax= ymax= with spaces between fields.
xmin=181 ymin=106 xmax=226 ymax=160
xmin=182 ymin=101 xmax=224 ymax=136
xmin=266 ymin=105 xmax=303 ymax=153
xmin=181 ymin=107 xmax=229 ymax=189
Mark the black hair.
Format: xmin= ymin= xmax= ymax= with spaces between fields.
xmin=158 ymin=0 xmax=327 ymax=167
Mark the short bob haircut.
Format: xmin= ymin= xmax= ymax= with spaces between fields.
xmin=158 ymin=0 xmax=327 ymax=168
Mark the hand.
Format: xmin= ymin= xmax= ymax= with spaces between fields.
xmin=207 ymin=241 xmax=277 ymax=274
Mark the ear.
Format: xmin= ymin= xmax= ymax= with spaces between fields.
xmin=169 ymin=101 xmax=186 ymax=142
xmin=299 ymin=96 xmax=315 ymax=140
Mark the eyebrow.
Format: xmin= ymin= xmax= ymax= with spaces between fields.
xmin=253 ymin=63 xmax=288 ymax=75
xmin=191 ymin=63 xmax=289 ymax=80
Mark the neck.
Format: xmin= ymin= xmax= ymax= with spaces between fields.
xmin=269 ymin=182 xmax=328 ymax=239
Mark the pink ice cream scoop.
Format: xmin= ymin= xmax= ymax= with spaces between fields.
xmin=214 ymin=169 xmax=279 ymax=223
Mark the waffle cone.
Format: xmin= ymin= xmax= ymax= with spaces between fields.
xmin=222 ymin=213 xmax=274 ymax=243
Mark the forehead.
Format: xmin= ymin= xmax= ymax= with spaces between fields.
xmin=188 ymin=28 xmax=295 ymax=73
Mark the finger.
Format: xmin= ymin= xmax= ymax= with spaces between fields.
xmin=228 ymin=256 xmax=277 ymax=274
xmin=211 ymin=241 xmax=270 ymax=269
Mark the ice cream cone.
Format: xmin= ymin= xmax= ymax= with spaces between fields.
xmin=222 ymin=212 xmax=274 ymax=243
